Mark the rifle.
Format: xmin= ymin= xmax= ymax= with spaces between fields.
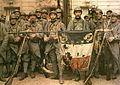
xmin=7 ymin=30 xmax=93 ymax=34
xmin=7 ymin=31 xmax=50 ymax=34
xmin=5 ymin=35 xmax=27 ymax=85
xmin=83 ymin=19 xmax=112 ymax=85
xmin=83 ymin=33 xmax=106 ymax=85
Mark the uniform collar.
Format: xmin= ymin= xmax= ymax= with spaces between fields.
xmin=73 ymin=18 xmax=83 ymax=22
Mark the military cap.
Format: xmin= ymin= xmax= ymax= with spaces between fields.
xmin=41 ymin=9 xmax=48 ymax=14
xmin=29 ymin=12 xmax=36 ymax=16
xmin=74 ymin=7 xmax=82 ymax=14
xmin=10 ymin=14 xmax=17 ymax=20
xmin=91 ymin=5 xmax=97 ymax=9
xmin=84 ymin=14 xmax=89 ymax=19
xmin=13 ymin=9 xmax=20 ymax=13
xmin=49 ymin=10 xmax=57 ymax=16
xmin=35 ymin=9 xmax=41 ymax=13
xmin=56 ymin=8 xmax=62 ymax=13
xmin=111 ymin=12 xmax=118 ymax=17
xmin=106 ymin=10 xmax=112 ymax=14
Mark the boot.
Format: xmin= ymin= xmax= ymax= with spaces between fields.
xmin=0 ymin=77 xmax=6 ymax=82
xmin=106 ymin=75 xmax=111 ymax=81
xmin=112 ymin=74 xmax=117 ymax=79
xmin=30 ymin=71 xmax=35 ymax=78
xmin=94 ymin=73 xmax=99 ymax=78
xmin=19 ymin=73 xmax=28 ymax=81
xmin=59 ymin=75 xmax=64 ymax=84
xmin=74 ymin=70 xmax=80 ymax=81
xmin=85 ymin=79 xmax=92 ymax=85
xmin=106 ymin=72 xmax=111 ymax=81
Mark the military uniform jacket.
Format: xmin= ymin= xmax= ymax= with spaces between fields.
xmin=45 ymin=20 xmax=66 ymax=39
xmin=67 ymin=18 xmax=89 ymax=31
xmin=6 ymin=22 xmax=21 ymax=54
xmin=44 ymin=20 xmax=66 ymax=53
xmin=106 ymin=21 xmax=120 ymax=59
xmin=25 ymin=22 xmax=43 ymax=58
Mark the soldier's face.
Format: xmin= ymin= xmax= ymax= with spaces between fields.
xmin=75 ymin=11 xmax=82 ymax=18
xmin=107 ymin=12 xmax=112 ymax=18
xmin=50 ymin=14 xmax=56 ymax=20
xmin=97 ymin=13 xmax=102 ymax=19
xmin=102 ymin=16 xmax=107 ymax=21
xmin=10 ymin=19 xmax=17 ymax=25
xmin=57 ymin=13 xmax=62 ymax=19
xmin=36 ymin=13 xmax=41 ymax=18
xmin=15 ymin=12 xmax=20 ymax=18
xmin=111 ymin=16 xmax=117 ymax=23
xmin=30 ymin=16 xmax=36 ymax=22
xmin=42 ymin=13 xmax=47 ymax=19
xmin=85 ymin=17 xmax=89 ymax=21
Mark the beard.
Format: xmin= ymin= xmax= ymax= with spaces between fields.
xmin=75 ymin=15 xmax=81 ymax=19
xmin=51 ymin=19 xmax=56 ymax=23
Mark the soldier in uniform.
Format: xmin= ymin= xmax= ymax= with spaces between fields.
xmin=23 ymin=12 xmax=43 ymax=78
xmin=0 ymin=22 xmax=8 ymax=82
xmin=106 ymin=10 xmax=112 ymax=21
xmin=56 ymin=8 xmax=63 ymax=22
xmin=67 ymin=7 xmax=89 ymax=31
xmin=6 ymin=14 xmax=21 ymax=77
xmin=106 ymin=12 xmax=120 ymax=79
xmin=35 ymin=9 xmax=42 ymax=22
xmin=13 ymin=9 xmax=21 ymax=20
xmin=19 ymin=12 xmax=28 ymax=26
xmin=84 ymin=15 xmax=90 ymax=22
xmin=19 ymin=12 xmax=26 ymax=21
xmin=44 ymin=10 xmax=65 ymax=83
xmin=67 ymin=6 xmax=91 ymax=82
xmin=41 ymin=9 xmax=48 ymax=29
xmin=41 ymin=9 xmax=48 ymax=20
xmin=90 ymin=9 xmax=105 ymax=78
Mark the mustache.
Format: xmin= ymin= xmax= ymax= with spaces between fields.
xmin=76 ymin=15 xmax=81 ymax=17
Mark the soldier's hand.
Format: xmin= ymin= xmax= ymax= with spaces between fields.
xmin=29 ymin=34 xmax=37 ymax=40
xmin=23 ymin=29 xmax=32 ymax=32
xmin=44 ymin=36 xmax=50 ymax=42
xmin=14 ymin=37 xmax=21 ymax=42
xmin=108 ymin=37 xmax=114 ymax=42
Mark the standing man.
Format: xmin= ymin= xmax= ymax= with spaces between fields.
xmin=67 ymin=7 xmax=89 ymax=31
xmin=106 ymin=10 xmax=112 ymax=21
xmin=0 ymin=21 xmax=8 ymax=82
xmin=44 ymin=10 xmax=65 ymax=83
xmin=41 ymin=9 xmax=48 ymax=20
xmin=41 ymin=9 xmax=48 ymax=29
xmin=106 ymin=12 xmax=120 ymax=79
xmin=6 ymin=14 xmax=21 ymax=77
xmin=91 ymin=9 xmax=105 ymax=78
xmin=13 ymin=9 xmax=21 ymax=20
xmin=25 ymin=12 xmax=43 ymax=78
xmin=67 ymin=6 xmax=90 ymax=82
xmin=56 ymin=8 xmax=63 ymax=22
xmin=35 ymin=9 xmax=42 ymax=23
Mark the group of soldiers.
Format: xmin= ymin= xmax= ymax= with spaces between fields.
xmin=0 ymin=5 xmax=120 ymax=85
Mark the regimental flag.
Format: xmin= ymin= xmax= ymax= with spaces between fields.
xmin=59 ymin=30 xmax=94 ymax=71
